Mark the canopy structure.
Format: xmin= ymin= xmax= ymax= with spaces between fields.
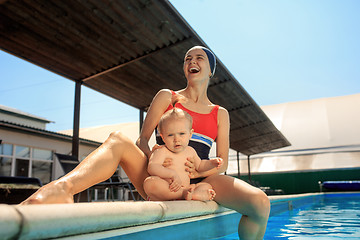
xmin=262 ymin=93 xmax=360 ymax=153
xmin=0 ymin=0 xmax=290 ymax=156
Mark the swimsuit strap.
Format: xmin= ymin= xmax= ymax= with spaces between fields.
xmin=169 ymin=90 xmax=219 ymax=115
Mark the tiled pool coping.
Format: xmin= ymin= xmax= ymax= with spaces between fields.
xmin=0 ymin=192 xmax=343 ymax=240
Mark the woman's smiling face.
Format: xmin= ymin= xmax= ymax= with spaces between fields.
xmin=183 ymin=47 xmax=211 ymax=82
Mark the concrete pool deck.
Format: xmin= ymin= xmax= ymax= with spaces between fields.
xmin=0 ymin=193 xmax=325 ymax=240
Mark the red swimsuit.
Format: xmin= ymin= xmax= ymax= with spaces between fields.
xmin=156 ymin=90 xmax=219 ymax=161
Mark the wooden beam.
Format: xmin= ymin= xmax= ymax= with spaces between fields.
xmin=81 ymin=37 xmax=191 ymax=83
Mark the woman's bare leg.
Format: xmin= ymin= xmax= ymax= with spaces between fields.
xmin=21 ymin=131 xmax=149 ymax=204
xmin=203 ymin=175 xmax=270 ymax=240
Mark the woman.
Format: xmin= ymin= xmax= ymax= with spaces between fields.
xmin=22 ymin=46 xmax=270 ymax=239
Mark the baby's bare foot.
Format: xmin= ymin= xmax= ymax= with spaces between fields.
xmin=191 ymin=187 xmax=216 ymax=201
xmin=20 ymin=180 xmax=74 ymax=205
xmin=208 ymin=189 xmax=216 ymax=201
xmin=185 ymin=185 xmax=195 ymax=200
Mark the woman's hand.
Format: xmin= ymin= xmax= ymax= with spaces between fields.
xmin=150 ymin=144 xmax=166 ymax=161
xmin=151 ymin=144 xmax=163 ymax=153
xmin=151 ymin=144 xmax=174 ymax=168
xmin=185 ymin=156 xmax=200 ymax=179
xmin=162 ymin=157 xmax=173 ymax=168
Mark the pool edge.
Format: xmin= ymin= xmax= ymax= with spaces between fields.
xmin=1 ymin=192 xmax=359 ymax=239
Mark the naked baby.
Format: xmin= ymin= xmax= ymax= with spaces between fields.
xmin=143 ymin=107 xmax=223 ymax=201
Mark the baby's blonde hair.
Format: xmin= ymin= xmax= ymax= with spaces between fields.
xmin=158 ymin=108 xmax=192 ymax=134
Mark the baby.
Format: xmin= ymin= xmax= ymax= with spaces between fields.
xmin=144 ymin=108 xmax=223 ymax=201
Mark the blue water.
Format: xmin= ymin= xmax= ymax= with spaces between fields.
xmin=216 ymin=193 xmax=360 ymax=240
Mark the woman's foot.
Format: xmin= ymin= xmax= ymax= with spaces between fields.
xmin=20 ymin=180 xmax=74 ymax=205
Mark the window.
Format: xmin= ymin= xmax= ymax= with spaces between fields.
xmin=0 ymin=157 xmax=12 ymax=176
xmin=16 ymin=146 xmax=30 ymax=158
xmin=32 ymin=148 xmax=53 ymax=184
xmin=0 ymin=143 xmax=13 ymax=177
xmin=33 ymin=149 xmax=52 ymax=161
xmin=32 ymin=161 xmax=52 ymax=184
xmin=0 ymin=143 xmax=13 ymax=156
xmin=0 ymin=143 xmax=54 ymax=184
xmin=15 ymin=159 xmax=29 ymax=177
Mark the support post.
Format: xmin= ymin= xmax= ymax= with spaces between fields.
xmin=72 ymin=81 xmax=82 ymax=159
xmin=247 ymin=155 xmax=252 ymax=183
xmin=139 ymin=109 xmax=144 ymax=133
xmin=237 ymin=151 xmax=240 ymax=179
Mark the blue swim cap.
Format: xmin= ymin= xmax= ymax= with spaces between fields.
xmin=199 ymin=47 xmax=216 ymax=77
xmin=188 ymin=46 xmax=217 ymax=77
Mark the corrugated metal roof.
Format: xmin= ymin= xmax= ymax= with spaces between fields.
xmin=0 ymin=104 xmax=52 ymax=123
xmin=0 ymin=0 xmax=290 ymax=155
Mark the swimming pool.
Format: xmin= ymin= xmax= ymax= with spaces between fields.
xmin=217 ymin=192 xmax=360 ymax=240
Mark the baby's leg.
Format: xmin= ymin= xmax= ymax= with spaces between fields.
xmin=190 ymin=182 xmax=216 ymax=201
xmin=144 ymin=176 xmax=186 ymax=201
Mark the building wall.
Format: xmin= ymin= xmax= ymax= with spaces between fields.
xmin=0 ymin=128 xmax=99 ymax=184
xmin=236 ymin=168 xmax=360 ymax=194
xmin=226 ymin=149 xmax=360 ymax=194
xmin=227 ymin=150 xmax=360 ymax=174
xmin=1 ymin=128 xmax=96 ymax=158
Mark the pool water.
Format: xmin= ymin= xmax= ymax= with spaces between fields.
xmin=215 ymin=193 xmax=360 ymax=240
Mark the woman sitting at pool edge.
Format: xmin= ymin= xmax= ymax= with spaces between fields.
xmin=21 ymin=46 xmax=270 ymax=240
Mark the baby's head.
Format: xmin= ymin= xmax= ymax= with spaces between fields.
xmin=158 ymin=108 xmax=193 ymax=153
xmin=158 ymin=108 xmax=192 ymax=133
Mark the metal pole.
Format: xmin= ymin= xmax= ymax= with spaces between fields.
xmin=247 ymin=155 xmax=251 ymax=183
xmin=72 ymin=81 xmax=82 ymax=159
xmin=237 ymin=151 xmax=240 ymax=179
xmin=139 ymin=109 xmax=144 ymax=133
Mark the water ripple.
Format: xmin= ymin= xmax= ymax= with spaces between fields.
xmin=265 ymin=194 xmax=360 ymax=239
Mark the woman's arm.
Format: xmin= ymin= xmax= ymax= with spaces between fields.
xmin=136 ymin=89 xmax=173 ymax=159
xmin=191 ymin=106 xmax=230 ymax=178
xmin=215 ymin=106 xmax=230 ymax=173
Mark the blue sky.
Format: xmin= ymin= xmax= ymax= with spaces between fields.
xmin=1 ymin=0 xmax=359 ymax=132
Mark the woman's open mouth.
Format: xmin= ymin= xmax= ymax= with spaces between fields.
xmin=189 ymin=67 xmax=200 ymax=73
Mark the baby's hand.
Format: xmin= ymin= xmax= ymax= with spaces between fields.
xmin=212 ymin=157 xmax=224 ymax=169
xmin=169 ymin=174 xmax=182 ymax=192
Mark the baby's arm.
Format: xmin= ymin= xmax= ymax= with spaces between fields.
xmin=148 ymin=149 xmax=182 ymax=191
xmin=197 ymin=157 xmax=223 ymax=172
xmin=187 ymin=147 xmax=223 ymax=174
